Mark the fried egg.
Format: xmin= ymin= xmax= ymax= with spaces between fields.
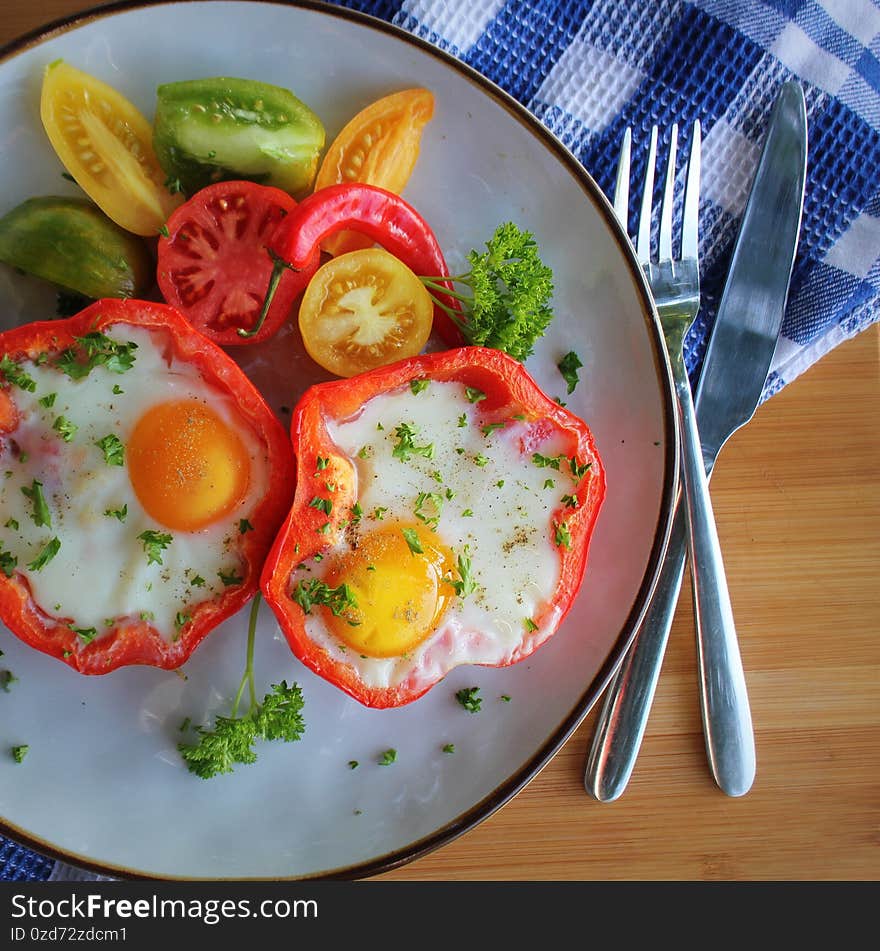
xmin=266 ymin=359 xmax=605 ymax=707
xmin=0 ymin=311 xmax=287 ymax=672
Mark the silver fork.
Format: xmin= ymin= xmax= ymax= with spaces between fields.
xmin=586 ymin=123 xmax=748 ymax=799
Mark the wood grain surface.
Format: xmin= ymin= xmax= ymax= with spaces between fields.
xmin=2 ymin=1 xmax=877 ymax=883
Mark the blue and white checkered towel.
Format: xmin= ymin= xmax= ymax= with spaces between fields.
xmin=362 ymin=0 xmax=880 ymax=399
xmin=3 ymin=0 xmax=879 ymax=883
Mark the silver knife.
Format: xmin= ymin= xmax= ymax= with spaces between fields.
xmin=585 ymin=80 xmax=808 ymax=801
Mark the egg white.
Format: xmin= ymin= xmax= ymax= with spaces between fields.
xmin=0 ymin=325 xmax=270 ymax=641
xmin=301 ymin=380 xmax=574 ymax=692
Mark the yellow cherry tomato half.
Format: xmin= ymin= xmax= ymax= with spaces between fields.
xmin=298 ymin=248 xmax=434 ymax=378
xmin=314 ymin=88 xmax=434 ymax=256
xmin=40 ymin=61 xmax=183 ymax=236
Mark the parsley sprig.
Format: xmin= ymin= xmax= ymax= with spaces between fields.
xmin=178 ymin=594 xmax=306 ymax=779
xmin=421 ymin=222 xmax=554 ymax=362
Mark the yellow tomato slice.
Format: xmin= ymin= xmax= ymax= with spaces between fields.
xmin=298 ymin=248 xmax=434 ymax=378
xmin=314 ymin=88 xmax=434 ymax=256
xmin=40 ymin=61 xmax=183 ymax=236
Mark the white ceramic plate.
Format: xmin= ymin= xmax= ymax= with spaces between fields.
xmin=0 ymin=0 xmax=676 ymax=879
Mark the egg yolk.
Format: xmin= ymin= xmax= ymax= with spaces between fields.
xmin=127 ymin=399 xmax=250 ymax=532
xmin=324 ymin=523 xmax=456 ymax=658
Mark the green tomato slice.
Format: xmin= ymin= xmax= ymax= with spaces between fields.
xmin=0 ymin=196 xmax=153 ymax=300
xmin=153 ymin=77 xmax=325 ymax=197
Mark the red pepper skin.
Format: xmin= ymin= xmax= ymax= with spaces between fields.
xmin=0 ymin=299 xmax=295 ymax=674
xmin=261 ymin=346 xmax=606 ymax=708
xmin=270 ymin=182 xmax=464 ymax=347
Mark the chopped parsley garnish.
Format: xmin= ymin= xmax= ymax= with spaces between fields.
xmin=11 ymin=745 xmax=29 ymax=763
xmin=0 ymin=356 xmax=36 ymax=392
xmin=138 ymin=529 xmax=173 ymax=566
xmin=27 ymin=537 xmax=60 ymax=572
xmin=378 ymin=749 xmax=397 ymax=766
xmin=38 ymin=393 xmax=57 ymax=408
xmin=569 ymin=457 xmax=592 ymax=480
xmin=309 ymin=496 xmax=333 ymax=515
xmin=464 ymin=387 xmax=486 ymax=403
xmin=292 ymin=578 xmax=358 ymax=619
xmin=532 ymin=452 xmax=563 ymax=470
xmin=392 ymin=422 xmax=435 ymax=462
xmin=414 ymin=491 xmax=443 ymax=531
xmin=473 ymin=453 xmax=489 ymax=467
xmin=348 ymin=760 xmax=359 ymax=769
xmin=315 ymin=456 xmax=330 ymax=471
xmin=104 ymin=504 xmax=128 ymax=522
xmin=1 ymin=670 xmax=18 ymax=691
xmin=482 ymin=422 xmax=506 ymax=436
xmin=525 ymin=617 xmax=539 ymax=632
xmin=239 ymin=519 xmax=254 ymax=534
xmin=409 ymin=378 xmax=430 ymax=394
xmin=95 ymin=433 xmax=124 ymax=466
xmin=112 ymin=384 xmax=124 ymax=395
xmin=500 ymin=694 xmax=511 ymax=703
xmin=457 ymin=413 xmax=467 ymax=428
xmin=561 ymin=493 xmax=579 ymax=509
xmin=4 ymin=518 xmax=18 ymax=531
xmin=442 ymin=743 xmax=455 ymax=754
xmin=52 ymin=415 xmax=78 ymax=442
xmin=21 ymin=480 xmax=51 ymax=527
xmin=445 ymin=546 xmax=478 ymax=599
xmin=456 ymin=686 xmax=482 ymax=713
xmin=57 ymin=332 xmax=137 ymax=380
xmin=351 ymin=501 xmax=363 ymax=522
xmin=0 ymin=548 xmax=15 ymax=578
xmin=189 ymin=574 xmax=206 ymax=587
xmin=174 ymin=612 xmax=191 ymax=633
xmin=557 ymin=350 xmax=583 ymax=393
xmin=219 ymin=569 xmax=244 ymax=586
xmin=554 ymin=521 xmax=572 ymax=549
xmin=71 ymin=626 xmax=97 ymax=644
xmin=401 ymin=527 xmax=423 ymax=555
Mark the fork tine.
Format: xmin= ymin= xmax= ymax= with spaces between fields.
xmin=680 ymin=120 xmax=701 ymax=261
xmin=613 ymin=127 xmax=632 ymax=225
xmin=636 ymin=126 xmax=658 ymax=264
xmin=658 ymin=123 xmax=679 ymax=263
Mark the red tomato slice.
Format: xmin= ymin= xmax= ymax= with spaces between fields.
xmin=156 ymin=181 xmax=316 ymax=346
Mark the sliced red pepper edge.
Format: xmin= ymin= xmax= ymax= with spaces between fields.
xmin=265 ymin=182 xmax=465 ymax=346
xmin=260 ymin=345 xmax=606 ymax=709
xmin=0 ymin=298 xmax=295 ymax=674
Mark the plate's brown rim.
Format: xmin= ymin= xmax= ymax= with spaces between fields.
xmin=0 ymin=0 xmax=679 ymax=883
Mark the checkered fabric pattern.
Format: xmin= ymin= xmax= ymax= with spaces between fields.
xmin=3 ymin=0 xmax=879 ymax=882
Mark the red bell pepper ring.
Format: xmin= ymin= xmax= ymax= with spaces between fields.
xmin=0 ymin=299 xmax=295 ymax=674
xmin=266 ymin=182 xmax=465 ymax=346
xmin=260 ymin=346 xmax=606 ymax=708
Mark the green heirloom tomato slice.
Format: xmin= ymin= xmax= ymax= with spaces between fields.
xmin=0 ymin=196 xmax=153 ymax=300
xmin=153 ymin=77 xmax=325 ymax=197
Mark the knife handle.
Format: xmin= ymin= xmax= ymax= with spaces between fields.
xmin=584 ymin=505 xmax=688 ymax=801
xmin=678 ymin=382 xmax=756 ymax=797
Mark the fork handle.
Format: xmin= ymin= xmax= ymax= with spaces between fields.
xmin=677 ymin=379 xmax=756 ymax=797
xmin=584 ymin=504 xmax=687 ymax=801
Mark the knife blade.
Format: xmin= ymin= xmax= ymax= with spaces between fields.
xmin=585 ymin=80 xmax=808 ymax=801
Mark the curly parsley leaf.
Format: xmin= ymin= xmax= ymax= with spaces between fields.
xmin=456 ymin=686 xmax=483 ymax=713
xmin=138 ymin=529 xmax=173 ymax=566
xmin=422 ymin=222 xmax=554 ymax=362
xmin=178 ymin=596 xmax=306 ymax=779
xmin=557 ymin=350 xmax=583 ymax=394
